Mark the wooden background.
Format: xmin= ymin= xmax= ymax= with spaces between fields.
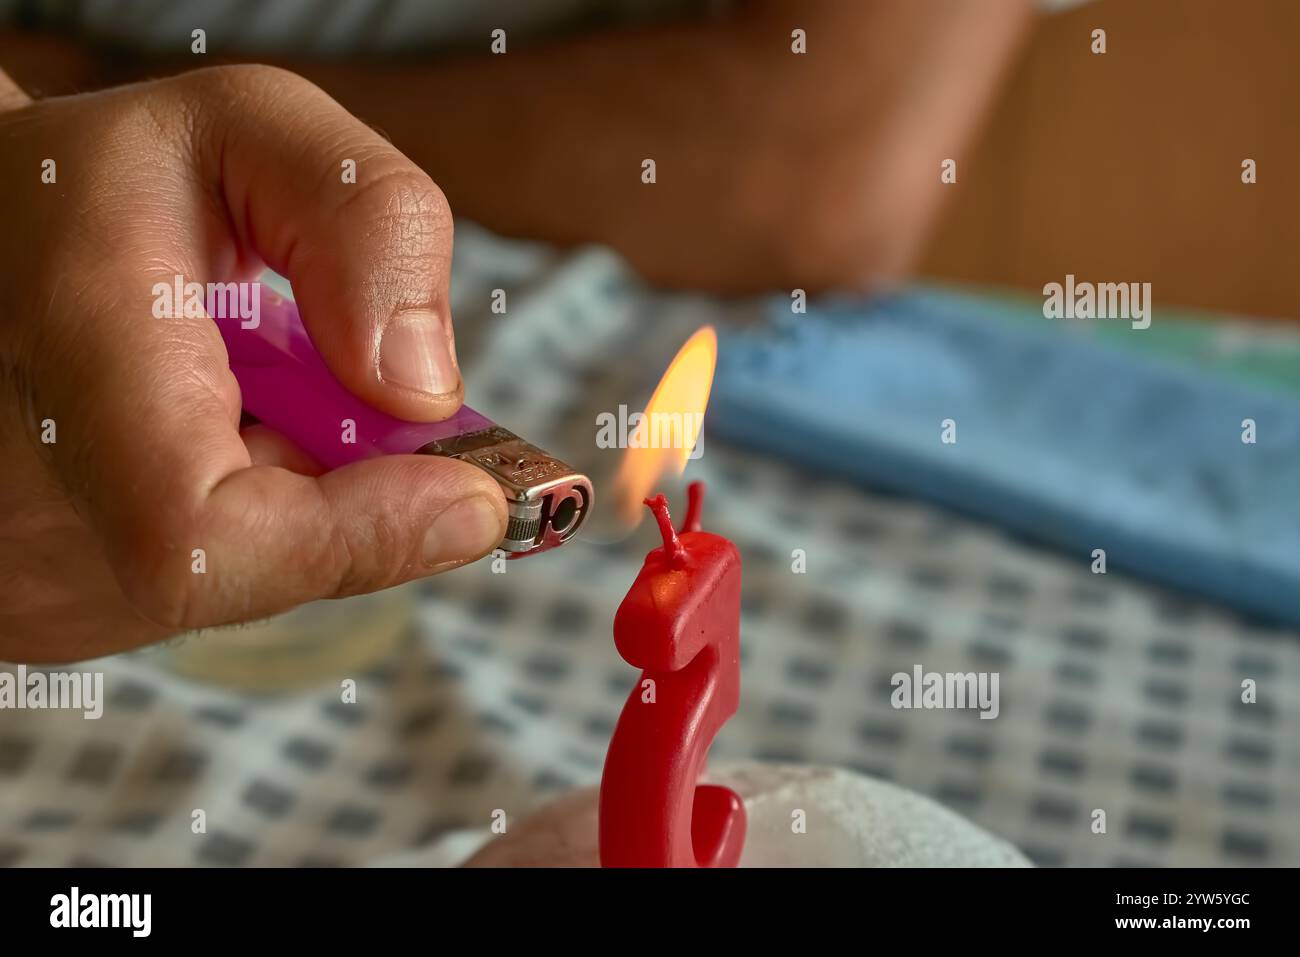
xmin=921 ymin=0 xmax=1300 ymax=320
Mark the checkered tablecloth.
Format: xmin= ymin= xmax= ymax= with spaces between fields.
xmin=2 ymin=224 xmax=1296 ymax=867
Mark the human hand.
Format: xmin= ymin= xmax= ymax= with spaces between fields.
xmin=0 ymin=65 xmax=507 ymax=661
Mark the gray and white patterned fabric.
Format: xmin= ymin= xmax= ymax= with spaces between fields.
xmin=1 ymin=223 xmax=1297 ymax=867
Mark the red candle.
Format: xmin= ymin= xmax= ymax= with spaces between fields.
xmin=598 ymin=481 xmax=747 ymax=867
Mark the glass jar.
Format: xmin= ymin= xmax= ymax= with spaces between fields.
xmin=144 ymin=585 xmax=417 ymax=693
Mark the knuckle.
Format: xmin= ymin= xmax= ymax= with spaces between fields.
xmin=195 ymin=63 xmax=320 ymax=102
xmin=349 ymin=166 xmax=451 ymax=248
xmin=325 ymin=508 xmax=406 ymax=598
xmin=172 ymin=64 xmax=323 ymax=147
xmin=344 ymin=167 xmax=453 ymax=305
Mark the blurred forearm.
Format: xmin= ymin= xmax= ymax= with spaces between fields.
xmin=0 ymin=1 xmax=1033 ymax=294
xmin=296 ymin=0 xmax=1034 ymax=292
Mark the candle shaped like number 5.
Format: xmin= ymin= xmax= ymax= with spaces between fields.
xmin=598 ymin=482 xmax=747 ymax=867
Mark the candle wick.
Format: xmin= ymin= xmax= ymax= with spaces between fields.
xmin=643 ymin=494 xmax=688 ymax=564
xmin=679 ymin=481 xmax=705 ymax=534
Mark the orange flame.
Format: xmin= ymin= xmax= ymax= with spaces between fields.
xmin=612 ymin=326 xmax=717 ymax=527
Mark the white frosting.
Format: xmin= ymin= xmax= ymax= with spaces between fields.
xmin=451 ymin=762 xmax=1030 ymax=867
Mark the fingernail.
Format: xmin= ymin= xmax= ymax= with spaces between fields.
xmin=379 ymin=311 xmax=460 ymax=396
xmin=422 ymin=495 xmax=503 ymax=565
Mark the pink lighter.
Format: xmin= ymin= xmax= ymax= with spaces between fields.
xmin=213 ymin=290 xmax=592 ymax=557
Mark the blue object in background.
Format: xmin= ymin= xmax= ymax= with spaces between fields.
xmin=709 ymin=287 xmax=1300 ymax=627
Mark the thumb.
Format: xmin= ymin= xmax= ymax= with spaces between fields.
xmin=193 ymin=65 xmax=462 ymax=422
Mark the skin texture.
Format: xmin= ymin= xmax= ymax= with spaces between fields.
xmin=0 ymin=65 xmax=508 ymax=662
